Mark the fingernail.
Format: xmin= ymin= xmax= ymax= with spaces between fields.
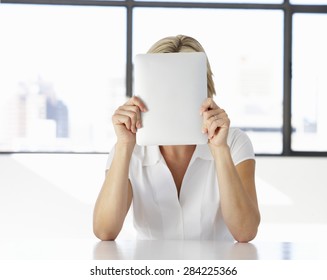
xmin=136 ymin=121 xmax=142 ymax=128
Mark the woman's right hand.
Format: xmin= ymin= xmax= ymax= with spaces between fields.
xmin=112 ymin=96 xmax=147 ymax=145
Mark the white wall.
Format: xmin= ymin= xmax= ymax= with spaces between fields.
xmin=0 ymin=154 xmax=326 ymax=241
xmin=256 ymin=156 xmax=327 ymax=241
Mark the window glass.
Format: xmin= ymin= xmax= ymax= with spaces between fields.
xmin=133 ymin=8 xmax=283 ymax=154
xmin=0 ymin=4 xmax=126 ymax=152
xmin=292 ymin=14 xmax=327 ymax=151
xmin=290 ymin=0 xmax=327 ymax=4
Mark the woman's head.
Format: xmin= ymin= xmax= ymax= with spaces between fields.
xmin=147 ymin=35 xmax=216 ymax=98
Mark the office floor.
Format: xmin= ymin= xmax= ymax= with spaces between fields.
xmin=0 ymin=154 xmax=327 ymax=259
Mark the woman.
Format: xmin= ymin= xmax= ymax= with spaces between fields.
xmin=93 ymin=35 xmax=260 ymax=242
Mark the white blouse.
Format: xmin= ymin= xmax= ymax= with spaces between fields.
xmin=106 ymin=128 xmax=255 ymax=241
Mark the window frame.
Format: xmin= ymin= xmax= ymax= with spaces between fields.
xmin=2 ymin=0 xmax=327 ymax=156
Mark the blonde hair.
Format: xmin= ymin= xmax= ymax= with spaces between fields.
xmin=147 ymin=35 xmax=216 ymax=98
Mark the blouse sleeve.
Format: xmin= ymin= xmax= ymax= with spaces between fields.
xmin=228 ymin=128 xmax=255 ymax=166
xmin=105 ymin=145 xmax=139 ymax=179
xmin=105 ymin=145 xmax=116 ymax=171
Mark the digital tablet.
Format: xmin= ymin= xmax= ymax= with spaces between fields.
xmin=134 ymin=52 xmax=208 ymax=146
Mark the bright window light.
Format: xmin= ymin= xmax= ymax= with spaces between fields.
xmin=292 ymin=13 xmax=327 ymax=151
xmin=0 ymin=4 xmax=126 ymax=152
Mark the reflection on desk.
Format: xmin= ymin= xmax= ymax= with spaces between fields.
xmin=93 ymin=240 xmax=327 ymax=260
xmin=1 ymin=239 xmax=326 ymax=260
xmin=94 ymin=240 xmax=257 ymax=260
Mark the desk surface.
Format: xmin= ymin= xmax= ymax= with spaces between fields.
xmin=1 ymin=238 xmax=326 ymax=260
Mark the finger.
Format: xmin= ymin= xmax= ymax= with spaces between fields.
xmin=205 ymin=110 xmax=228 ymax=136
xmin=112 ymin=114 xmax=132 ymax=131
xmin=125 ymin=96 xmax=148 ymax=112
xmin=115 ymin=109 xmax=138 ymax=133
xmin=208 ymin=114 xmax=230 ymax=139
xmin=199 ymin=98 xmax=219 ymax=115
xmin=208 ymin=118 xmax=226 ymax=139
xmin=202 ymin=125 xmax=208 ymax=134
xmin=203 ymin=108 xmax=226 ymax=122
xmin=202 ymin=108 xmax=225 ymax=134
xmin=118 ymin=105 xmax=142 ymax=129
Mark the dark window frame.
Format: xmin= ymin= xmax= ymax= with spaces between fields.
xmin=2 ymin=0 xmax=327 ymax=156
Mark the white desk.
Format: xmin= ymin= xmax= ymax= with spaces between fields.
xmin=1 ymin=239 xmax=326 ymax=260
xmin=94 ymin=240 xmax=327 ymax=260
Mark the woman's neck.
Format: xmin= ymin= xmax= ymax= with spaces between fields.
xmin=159 ymin=145 xmax=196 ymax=193
xmin=159 ymin=145 xmax=196 ymax=161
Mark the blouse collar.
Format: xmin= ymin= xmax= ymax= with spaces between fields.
xmin=134 ymin=144 xmax=213 ymax=167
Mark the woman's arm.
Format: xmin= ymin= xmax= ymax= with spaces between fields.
xmin=210 ymin=146 xmax=260 ymax=242
xmin=93 ymin=143 xmax=134 ymax=241
xmin=93 ymin=97 xmax=147 ymax=241
xmin=200 ymin=98 xmax=260 ymax=242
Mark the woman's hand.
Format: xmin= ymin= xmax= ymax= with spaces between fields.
xmin=112 ymin=96 xmax=147 ymax=145
xmin=200 ymin=98 xmax=230 ymax=148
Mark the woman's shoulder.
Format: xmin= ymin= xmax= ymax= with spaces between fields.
xmin=132 ymin=145 xmax=161 ymax=166
xmin=227 ymin=127 xmax=255 ymax=165
xmin=227 ymin=127 xmax=252 ymax=146
xmin=105 ymin=144 xmax=159 ymax=170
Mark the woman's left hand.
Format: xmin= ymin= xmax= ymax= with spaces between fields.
xmin=200 ymin=98 xmax=230 ymax=147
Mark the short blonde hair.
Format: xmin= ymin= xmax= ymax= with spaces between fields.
xmin=147 ymin=35 xmax=216 ymax=98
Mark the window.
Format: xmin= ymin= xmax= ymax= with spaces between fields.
xmin=292 ymin=13 xmax=327 ymax=152
xmin=1 ymin=1 xmax=327 ymax=155
xmin=133 ymin=8 xmax=283 ymax=154
xmin=0 ymin=4 xmax=126 ymax=152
